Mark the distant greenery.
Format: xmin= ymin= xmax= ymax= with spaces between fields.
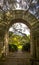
xmin=9 ymin=44 xmax=18 ymax=52
xmin=22 ymin=42 xmax=30 ymax=52
xmin=9 ymin=32 xmax=30 ymax=51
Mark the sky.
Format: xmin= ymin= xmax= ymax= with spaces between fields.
xmin=9 ymin=23 xmax=30 ymax=36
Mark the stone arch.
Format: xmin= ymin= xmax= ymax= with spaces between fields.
xmin=0 ymin=10 xmax=38 ymax=34
xmin=4 ymin=17 xmax=31 ymax=56
xmin=0 ymin=10 xmax=38 ymax=58
xmin=8 ymin=19 xmax=31 ymax=31
xmin=5 ymin=10 xmax=38 ymax=31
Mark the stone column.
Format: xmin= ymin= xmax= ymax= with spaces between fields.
xmin=0 ymin=36 xmax=4 ymax=53
xmin=30 ymin=29 xmax=37 ymax=58
xmin=30 ymin=29 xmax=34 ymax=57
xmin=35 ymin=32 xmax=39 ymax=59
xmin=33 ymin=33 xmax=37 ymax=58
xmin=30 ymin=30 xmax=33 ymax=57
xmin=4 ymin=31 xmax=9 ymax=56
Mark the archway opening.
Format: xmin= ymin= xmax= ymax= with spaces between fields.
xmin=9 ymin=22 xmax=30 ymax=52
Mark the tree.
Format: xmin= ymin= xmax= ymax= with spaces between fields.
xmin=0 ymin=0 xmax=39 ymax=19
xmin=9 ymin=31 xmax=30 ymax=50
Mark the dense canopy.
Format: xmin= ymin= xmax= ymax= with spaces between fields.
xmin=0 ymin=0 xmax=39 ymax=19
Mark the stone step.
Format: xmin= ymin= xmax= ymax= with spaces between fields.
xmin=0 ymin=52 xmax=31 ymax=65
xmin=7 ymin=52 xmax=30 ymax=58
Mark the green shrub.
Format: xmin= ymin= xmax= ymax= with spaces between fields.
xmin=9 ymin=44 xmax=18 ymax=52
xmin=22 ymin=42 xmax=30 ymax=52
